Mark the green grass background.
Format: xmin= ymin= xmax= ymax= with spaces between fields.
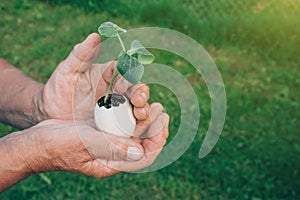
xmin=0 ymin=0 xmax=299 ymax=199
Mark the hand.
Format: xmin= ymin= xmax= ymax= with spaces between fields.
xmin=38 ymin=33 xmax=144 ymax=122
xmin=0 ymin=107 xmax=168 ymax=192
xmin=37 ymin=33 xmax=102 ymax=120
xmin=1 ymin=33 xmax=151 ymax=129
xmin=18 ymin=108 xmax=168 ymax=177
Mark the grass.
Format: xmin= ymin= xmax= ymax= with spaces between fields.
xmin=0 ymin=0 xmax=299 ymax=199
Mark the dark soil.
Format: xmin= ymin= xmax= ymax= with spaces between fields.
xmin=97 ymin=93 xmax=126 ymax=109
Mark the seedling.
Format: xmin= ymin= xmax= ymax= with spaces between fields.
xmin=94 ymin=22 xmax=154 ymax=137
xmin=98 ymin=21 xmax=154 ymax=105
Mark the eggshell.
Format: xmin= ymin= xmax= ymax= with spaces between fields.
xmin=94 ymin=95 xmax=136 ymax=137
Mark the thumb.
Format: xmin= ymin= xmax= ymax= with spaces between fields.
xmin=81 ymin=129 xmax=144 ymax=161
xmin=63 ymin=33 xmax=101 ymax=73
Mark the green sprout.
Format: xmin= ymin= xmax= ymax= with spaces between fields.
xmin=98 ymin=22 xmax=154 ymax=103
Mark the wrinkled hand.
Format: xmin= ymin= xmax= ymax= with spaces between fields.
xmin=38 ymin=33 xmax=100 ymax=120
xmin=21 ymin=106 xmax=169 ymax=177
xmin=38 ymin=33 xmax=146 ymax=122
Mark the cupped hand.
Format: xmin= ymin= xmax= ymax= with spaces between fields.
xmin=38 ymin=33 xmax=148 ymax=123
xmin=21 ymin=105 xmax=169 ymax=177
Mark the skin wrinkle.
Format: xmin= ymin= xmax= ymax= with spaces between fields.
xmin=89 ymin=63 xmax=112 ymax=101
xmin=105 ymin=133 xmax=164 ymax=172
xmin=90 ymin=66 xmax=104 ymax=102
xmin=147 ymin=113 xmax=167 ymax=138
xmin=39 ymin=35 xmax=101 ymax=121
xmin=25 ymin=134 xmax=45 ymax=174
xmin=134 ymin=102 xmax=163 ymax=137
xmin=105 ymin=62 xmax=117 ymax=81
xmin=0 ymin=69 xmax=43 ymax=128
xmin=37 ymin=124 xmax=82 ymax=172
xmin=32 ymin=85 xmax=47 ymax=123
xmin=68 ymin=35 xmax=100 ymax=73
xmin=1 ymin=132 xmax=32 ymax=174
xmin=134 ymin=103 xmax=150 ymax=120
xmin=73 ymin=73 xmax=95 ymax=119
xmin=24 ymin=82 xmax=43 ymax=122
xmin=42 ymin=69 xmax=74 ymax=119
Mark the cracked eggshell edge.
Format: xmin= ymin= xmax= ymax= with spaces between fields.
xmin=94 ymin=96 xmax=136 ymax=137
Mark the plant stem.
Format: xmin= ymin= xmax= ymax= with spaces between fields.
xmin=116 ymin=33 xmax=126 ymax=52
xmin=104 ymin=69 xmax=119 ymax=103
xmin=103 ymin=33 xmax=126 ymax=104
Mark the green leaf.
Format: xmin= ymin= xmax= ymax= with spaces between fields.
xmin=117 ymin=51 xmax=144 ymax=84
xmin=98 ymin=21 xmax=127 ymax=37
xmin=127 ymin=40 xmax=154 ymax=64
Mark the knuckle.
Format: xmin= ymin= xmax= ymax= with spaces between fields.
xmin=111 ymin=149 xmax=122 ymax=160
xmin=154 ymin=102 xmax=163 ymax=109
xmin=108 ymin=142 xmax=126 ymax=161
xmin=134 ymin=107 xmax=148 ymax=120
xmin=73 ymin=43 xmax=81 ymax=52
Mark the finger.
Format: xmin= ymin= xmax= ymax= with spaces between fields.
xmin=146 ymin=113 xmax=169 ymax=138
xmin=83 ymin=159 xmax=120 ymax=178
xmin=133 ymin=103 xmax=150 ymax=121
xmin=133 ymin=103 xmax=163 ymax=138
xmin=63 ymin=33 xmax=101 ymax=73
xmin=113 ymin=76 xmax=132 ymax=94
xmin=130 ymin=137 xmax=142 ymax=144
xmin=104 ymin=115 xmax=169 ymax=172
xmin=125 ymin=83 xmax=149 ymax=108
xmin=79 ymin=128 xmax=144 ymax=162
xmin=139 ymin=113 xmax=169 ymax=159
xmin=101 ymin=134 xmax=144 ymax=161
xmin=103 ymin=147 xmax=160 ymax=172
xmin=91 ymin=61 xmax=116 ymax=101
xmin=101 ymin=61 xmax=117 ymax=85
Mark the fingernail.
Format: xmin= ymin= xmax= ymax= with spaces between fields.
xmin=140 ymin=92 xmax=147 ymax=100
xmin=127 ymin=147 xmax=143 ymax=161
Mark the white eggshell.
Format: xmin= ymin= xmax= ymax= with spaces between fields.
xmin=94 ymin=95 xmax=136 ymax=137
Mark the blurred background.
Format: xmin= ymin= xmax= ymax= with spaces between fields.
xmin=0 ymin=0 xmax=299 ymax=199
